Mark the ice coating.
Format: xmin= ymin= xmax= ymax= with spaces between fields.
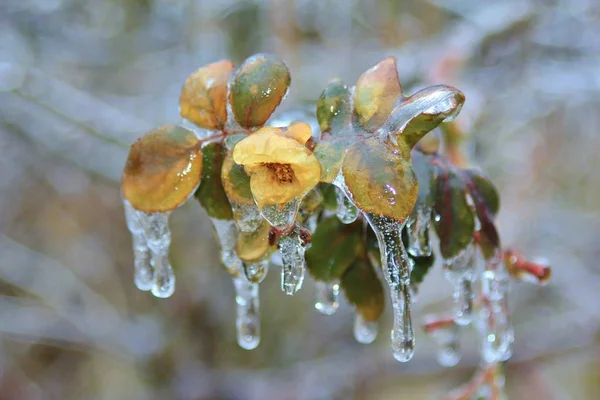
xmin=314 ymin=280 xmax=340 ymax=315
xmin=354 ymin=313 xmax=379 ymax=344
xmin=364 ymin=213 xmax=415 ymax=362
xmin=124 ymin=200 xmax=176 ymax=298
xmin=260 ymin=197 xmax=301 ymax=230
xmin=334 ymin=186 xmax=359 ymax=224
xmin=233 ymin=275 xmax=261 ymax=350
xmin=243 ymin=258 xmax=269 ymax=283
xmin=277 ymin=227 xmax=306 ymax=295
xmin=209 ymin=218 xmax=243 ymax=275
xmin=443 ymin=243 xmax=476 ymax=326
xmin=406 ymin=206 xmax=432 ymax=257
xmin=231 ymin=202 xmax=263 ymax=232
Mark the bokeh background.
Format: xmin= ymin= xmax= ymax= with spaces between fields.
xmin=1 ymin=0 xmax=599 ymax=399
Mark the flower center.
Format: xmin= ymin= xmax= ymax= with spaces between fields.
xmin=262 ymin=162 xmax=294 ymax=184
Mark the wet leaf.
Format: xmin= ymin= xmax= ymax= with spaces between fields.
xmin=433 ymin=166 xmax=475 ymax=258
xmin=179 ymin=60 xmax=234 ymax=130
xmin=195 ymin=142 xmax=233 ymax=220
xmin=313 ymin=135 xmax=355 ymax=183
xmin=342 ymin=137 xmax=418 ymax=223
xmin=464 ymin=170 xmax=500 ymax=216
xmin=316 ymin=80 xmax=352 ymax=134
xmin=384 ymin=85 xmax=465 ymax=148
xmin=221 ymin=150 xmax=254 ymax=205
xmin=305 ymin=217 xmax=362 ymax=281
xmin=229 ymin=53 xmax=291 ymax=129
xmin=122 ymin=125 xmax=202 ymax=213
xmin=236 ymin=219 xmax=272 ymax=262
xmin=354 ymin=57 xmax=403 ymax=132
xmin=410 ymin=253 xmax=436 ymax=285
xmin=341 ymin=258 xmax=385 ymax=321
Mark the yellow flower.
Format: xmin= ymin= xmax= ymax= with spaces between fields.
xmin=232 ymin=122 xmax=321 ymax=207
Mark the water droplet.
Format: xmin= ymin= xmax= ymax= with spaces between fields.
xmin=334 ymin=186 xmax=359 ymax=224
xmin=233 ymin=276 xmax=261 ymax=350
xmin=261 ymin=198 xmax=301 ymax=230
xmin=314 ymin=280 xmax=340 ymax=315
xmin=424 ymin=315 xmax=461 ymax=367
xmin=354 ymin=313 xmax=379 ymax=344
xmin=437 ymin=346 xmax=461 ymax=367
xmin=406 ymin=206 xmax=432 ymax=257
xmin=277 ymin=227 xmax=306 ymax=295
xmin=365 ymin=213 xmax=415 ymax=362
xmin=210 ymin=218 xmax=243 ymax=275
xmin=243 ymin=258 xmax=269 ymax=283
xmin=453 ymin=279 xmax=474 ymax=326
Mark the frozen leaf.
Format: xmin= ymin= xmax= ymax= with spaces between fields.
xmin=179 ymin=60 xmax=234 ymax=130
xmin=319 ymin=182 xmax=338 ymax=211
xmin=411 ymin=150 xmax=436 ymax=207
xmin=410 ymin=253 xmax=435 ymax=286
xmin=341 ymin=258 xmax=385 ymax=322
xmin=464 ymin=170 xmax=500 ymax=216
xmin=236 ymin=219 xmax=273 ymax=262
xmin=432 ymin=166 xmax=475 ymax=258
xmin=463 ymin=170 xmax=500 ymax=259
xmin=305 ymin=217 xmax=362 ymax=281
xmin=354 ymin=57 xmax=403 ymax=132
xmin=229 ymin=53 xmax=291 ymax=129
xmin=221 ymin=151 xmax=254 ymax=205
xmin=195 ymin=142 xmax=233 ymax=220
xmin=313 ymin=135 xmax=355 ymax=183
xmin=384 ymin=85 xmax=465 ymax=148
xmin=342 ymin=137 xmax=418 ymax=223
xmin=122 ymin=125 xmax=202 ymax=213
xmin=316 ymin=80 xmax=352 ymax=134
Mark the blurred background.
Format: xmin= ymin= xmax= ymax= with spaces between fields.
xmin=0 ymin=0 xmax=599 ymax=398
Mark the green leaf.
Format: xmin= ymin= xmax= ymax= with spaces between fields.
xmin=319 ymin=183 xmax=338 ymax=211
xmin=316 ymin=80 xmax=352 ymax=134
xmin=354 ymin=57 xmax=403 ymax=132
xmin=464 ymin=170 xmax=500 ymax=216
xmin=229 ymin=53 xmax=291 ymax=129
xmin=342 ymin=136 xmax=418 ymax=223
xmin=410 ymin=254 xmax=435 ymax=285
xmin=221 ymin=151 xmax=254 ymax=205
xmin=195 ymin=142 xmax=233 ymax=219
xmin=341 ymin=258 xmax=385 ymax=321
xmin=305 ymin=217 xmax=362 ymax=281
xmin=313 ymin=134 xmax=356 ymax=183
xmin=433 ymin=166 xmax=475 ymax=259
xmin=385 ymin=85 xmax=465 ymax=148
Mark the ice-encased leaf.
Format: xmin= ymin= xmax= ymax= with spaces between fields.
xmin=122 ymin=125 xmax=202 ymax=213
xmin=195 ymin=142 xmax=233 ymax=220
xmin=221 ymin=150 xmax=254 ymax=205
xmin=384 ymin=85 xmax=465 ymax=148
xmin=411 ymin=150 xmax=436 ymax=207
xmin=229 ymin=53 xmax=290 ymax=129
xmin=316 ymin=79 xmax=353 ymax=134
xmin=464 ymin=169 xmax=500 ymax=216
xmin=342 ymin=136 xmax=418 ymax=223
xmin=353 ymin=57 xmax=403 ymax=132
xmin=409 ymin=253 xmax=435 ymax=286
xmin=313 ymin=134 xmax=356 ymax=183
xmin=319 ymin=182 xmax=338 ymax=211
xmin=236 ymin=219 xmax=273 ymax=262
xmin=305 ymin=217 xmax=362 ymax=281
xmin=432 ymin=166 xmax=475 ymax=258
xmin=341 ymin=258 xmax=385 ymax=322
xmin=179 ymin=60 xmax=234 ymax=130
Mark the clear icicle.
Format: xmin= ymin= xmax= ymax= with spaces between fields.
xmin=124 ymin=200 xmax=154 ymax=291
xmin=231 ymin=202 xmax=263 ymax=233
xmin=443 ymin=243 xmax=476 ymax=326
xmin=354 ymin=313 xmax=379 ymax=344
xmin=424 ymin=318 xmax=461 ymax=367
xmin=277 ymin=227 xmax=306 ymax=295
xmin=233 ymin=276 xmax=261 ymax=350
xmin=243 ymin=258 xmax=269 ymax=283
xmin=334 ymin=187 xmax=359 ymax=224
xmin=364 ymin=213 xmax=415 ymax=362
xmin=141 ymin=211 xmax=175 ymax=298
xmin=314 ymin=280 xmax=340 ymax=315
xmin=406 ymin=206 xmax=432 ymax=257
xmin=260 ymin=198 xmax=301 ymax=230
xmin=210 ymin=218 xmax=243 ymax=275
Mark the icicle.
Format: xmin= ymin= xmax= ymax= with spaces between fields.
xmin=243 ymin=258 xmax=269 ymax=283
xmin=354 ymin=313 xmax=379 ymax=344
xmin=210 ymin=218 xmax=243 ymax=276
xmin=233 ymin=276 xmax=261 ymax=350
xmin=405 ymin=206 xmax=432 ymax=257
xmin=277 ymin=227 xmax=306 ymax=295
xmin=334 ymin=187 xmax=359 ymax=224
xmin=142 ymin=211 xmax=175 ymax=298
xmin=364 ymin=213 xmax=415 ymax=362
xmin=423 ymin=315 xmax=461 ymax=367
xmin=314 ymin=280 xmax=340 ymax=315
xmin=260 ymin=198 xmax=301 ymax=230
xmin=124 ymin=200 xmax=154 ymax=291
xmin=443 ymin=243 xmax=476 ymax=326
xmin=231 ymin=202 xmax=263 ymax=233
